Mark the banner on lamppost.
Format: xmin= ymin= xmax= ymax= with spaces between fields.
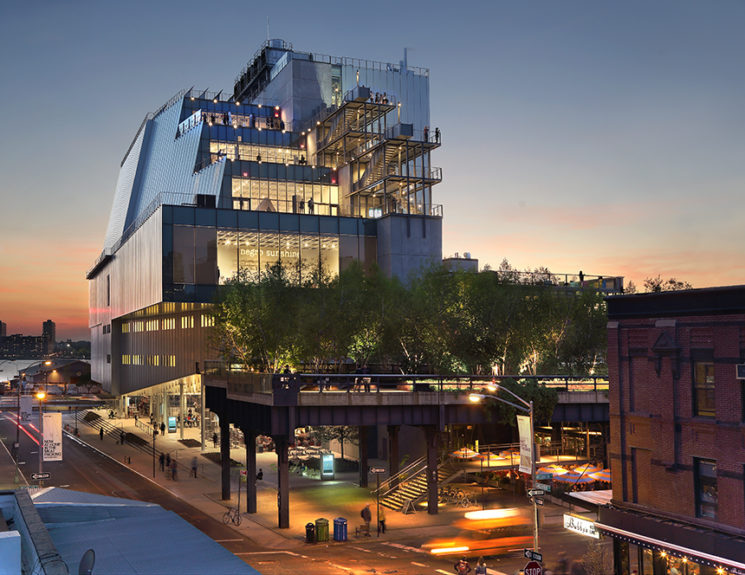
xmin=517 ymin=414 xmax=532 ymax=474
xmin=20 ymin=396 xmax=33 ymax=421
xmin=43 ymin=412 xmax=63 ymax=461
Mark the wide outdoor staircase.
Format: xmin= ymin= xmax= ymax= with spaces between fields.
xmin=375 ymin=456 xmax=465 ymax=512
xmin=354 ymin=145 xmax=401 ymax=192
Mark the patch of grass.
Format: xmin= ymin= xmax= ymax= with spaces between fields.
xmin=178 ymin=439 xmax=201 ymax=448
xmin=202 ymin=451 xmax=242 ymax=466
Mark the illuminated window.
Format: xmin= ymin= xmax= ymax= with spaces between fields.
xmin=201 ymin=314 xmax=214 ymax=327
xmin=693 ymin=361 xmax=715 ymax=417
xmin=181 ymin=316 xmax=194 ymax=329
xmin=695 ymin=458 xmax=717 ymax=519
xmin=122 ymin=323 xmax=130 ymax=334
xmin=162 ymin=318 xmax=175 ymax=330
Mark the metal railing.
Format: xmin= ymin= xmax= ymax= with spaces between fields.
xmin=203 ymin=369 xmax=608 ymax=397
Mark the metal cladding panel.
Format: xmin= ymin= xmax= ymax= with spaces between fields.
xmin=340 ymin=64 xmax=430 ymax=132
xmin=104 ymin=120 xmax=150 ymax=251
xmin=127 ymin=100 xmax=218 ymax=230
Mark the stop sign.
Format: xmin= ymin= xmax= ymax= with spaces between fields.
xmin=524 ymin=561 xmax=542 ymax=575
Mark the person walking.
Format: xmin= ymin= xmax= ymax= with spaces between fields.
xmin=159 ymin=452 xmax=165 ymax=472
xmin=166 ymin=453 xmax=171 ymax=477
xmin=191 ymin=456 xmax=198 ymax=478
xmin=454 ymin=557 xmax=471 ymax=575
xmin=99 ymin=427 xmax=104 ymax=441
xmin=120 ymin=430 xmax=125 ymax=445
xmin=556 ymin=551 xmax=568 ymax=575
xmin=212 ymin=432 xmax=218 ymax=448
xmin=160 ymin=422 xmax=166 ymax=437
xmin=171 ymin=458 xmax=178 ymax=481
xmin=378 ymin=505 xmax=386 ymax=534
xmin=475 ymin=557 xmax=487 ymax=575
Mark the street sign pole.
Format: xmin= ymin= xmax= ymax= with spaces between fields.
xmin=376 ymin=471 xmax=380 ymax=537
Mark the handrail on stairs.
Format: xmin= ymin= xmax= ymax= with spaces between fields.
xmin=371 ymin=454 xmax=426 ymax=496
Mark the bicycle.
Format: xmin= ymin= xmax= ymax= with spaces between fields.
xmin=223 ymin=506 xmax=242 ymax=526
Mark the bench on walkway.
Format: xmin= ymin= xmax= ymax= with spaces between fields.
xmin=354 ymin=523 xmax=371 ymax=537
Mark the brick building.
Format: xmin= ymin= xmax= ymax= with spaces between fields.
xmin=598 ymin=286 xmax=745 ymax=575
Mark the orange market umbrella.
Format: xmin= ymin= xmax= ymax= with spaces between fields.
xmin=451 ymin=448 xmax=479 ymax=459
xmin=554 ymin=471 xmax=596 ymax=484
xmin=589 ymin=469 xmax=611 ymax=482
xmin=572 ymin=463 xmax=602 ymax=475
xmin=538 ymin=464 xmax=569 ymax=476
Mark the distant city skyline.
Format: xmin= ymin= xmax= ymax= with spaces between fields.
xmin=1 ymin=0 xmax=743 ymax=340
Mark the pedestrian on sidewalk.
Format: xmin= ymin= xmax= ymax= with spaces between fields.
xmin=361 ymin=504 xmax=372 ymax=535
xmin=134 ymin=413 xmax=138 ymax=424
xmin=212 ymin=432 xmax=218 ymax=448
xmin=171 ymin=459 xmax=178 ymax=481
xmin=160 ymin=422 xmax=166 ymax=437
xmin=378 ymin=505 xmax=386 ymax=534
xmin=166 ymin=453 xmax=171 ymax=477
xmin=120 ymin=430 xmax=125 ymax=445
xmin=256 ymin=468 xmax=263 ymax=481
xmin=454 ymin=556 xmax=471 ymax=575
xmin=99 ymin=427 xmax=104 ymax=441
xmin=159 ymin=452 xmax=165 ymax=472
xmin=475 ymin=557 xmax=487 ymax=575
xmin=191 ymin=456 xmax=198 ymax=478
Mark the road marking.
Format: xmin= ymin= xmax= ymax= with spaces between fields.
xmin=385 ymin=542 xmax=426 ymax=554
xmin=436 ymin=570 xmax=453 ymax=575
xmin=411 ymin=562 xmax=427 ymax=567
xmin=352 ymin=546 xmax=373 ymax=553
xmin=234 ymin=551 xmax=302 ymax=557
xmin=328 ymin=564 xmax=353 ymax=573
xmin=214 ymin=539 xmax=244 ymax=543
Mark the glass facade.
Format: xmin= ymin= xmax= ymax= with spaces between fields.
xmin=165 ymin=205 xmax=375 ymax=293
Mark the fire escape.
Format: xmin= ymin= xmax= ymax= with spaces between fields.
xmin=313 ymin=86 xmax=441 ymax=219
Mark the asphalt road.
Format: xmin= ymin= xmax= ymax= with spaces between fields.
xmin=0 ymin=410 xmax=598 ymax=574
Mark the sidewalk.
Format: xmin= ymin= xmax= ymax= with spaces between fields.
xmin=64 ymin=410 xmax=469 ymax=548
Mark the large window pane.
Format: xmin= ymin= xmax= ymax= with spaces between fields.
xmin=280 ymin=233 xmax=301 ymax=281
xmin=300 ymin=234 xmax=319 ymax=282
xmin=260 ymin=232 xmax=280 ymax=275
xmin=238 ymin=231 xmax=259 ymax=280
xmin=693 ymin=361 xmax=715 ymax=417
xmin=173 ymin=225 xmax=194 ymax=284
xmin=339 ymin=235 xmax=357 ymax=271
xmin=320 ymin=234 xmax=339 ymax=279
xmin=194 ymin=227 xmax=217 ymax=284
xmin=217 ymin=230 xmax=238 ymax=283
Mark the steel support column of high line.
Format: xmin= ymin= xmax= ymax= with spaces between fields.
xmin=203 ymin=372 xmax=609 ymax=529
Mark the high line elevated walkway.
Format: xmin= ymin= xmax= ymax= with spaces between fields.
xmin=203 ymin=371 xmax=608 ymax=528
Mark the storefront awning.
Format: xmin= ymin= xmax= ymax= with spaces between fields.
xmin=598 ymin=507 xmax=745 ymax=575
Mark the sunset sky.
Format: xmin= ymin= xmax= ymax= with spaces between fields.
xmin=1 ymin=0 xmax=743 ymax=341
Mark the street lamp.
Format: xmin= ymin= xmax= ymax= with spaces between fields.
xmin=469 ymin=387 xmax=539 ymax=552
xmin=43 ymin=360 xmax=52 ymax=393
xmin=152 ymin=425 xmax=159 ymax=478
xmin=36 ymin=390 xmax=46 ymax=485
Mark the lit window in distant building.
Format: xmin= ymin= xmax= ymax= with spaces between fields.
xmin=201 ymin=314 xmax=214 ymax=327
xmin=695 ymin=458 xmax=717 ymax=519
xmin=181 ymin=316 xmax=194 ymax=329
xmin=693 ymin=361 xmax=715 ymax=417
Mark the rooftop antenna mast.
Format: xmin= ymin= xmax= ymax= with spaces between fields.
xmin=266 ymin=17 xmax=269 ymax=42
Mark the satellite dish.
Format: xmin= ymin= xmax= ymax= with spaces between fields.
xmin=78 ymin=548 xmax=95 ymax=575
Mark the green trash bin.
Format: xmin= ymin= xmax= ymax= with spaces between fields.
xmin=315 ymin=518 xmax=329 ymax=542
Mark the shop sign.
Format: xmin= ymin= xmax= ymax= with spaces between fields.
xmin=563 ymin=513 xmax=599 ymax=538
